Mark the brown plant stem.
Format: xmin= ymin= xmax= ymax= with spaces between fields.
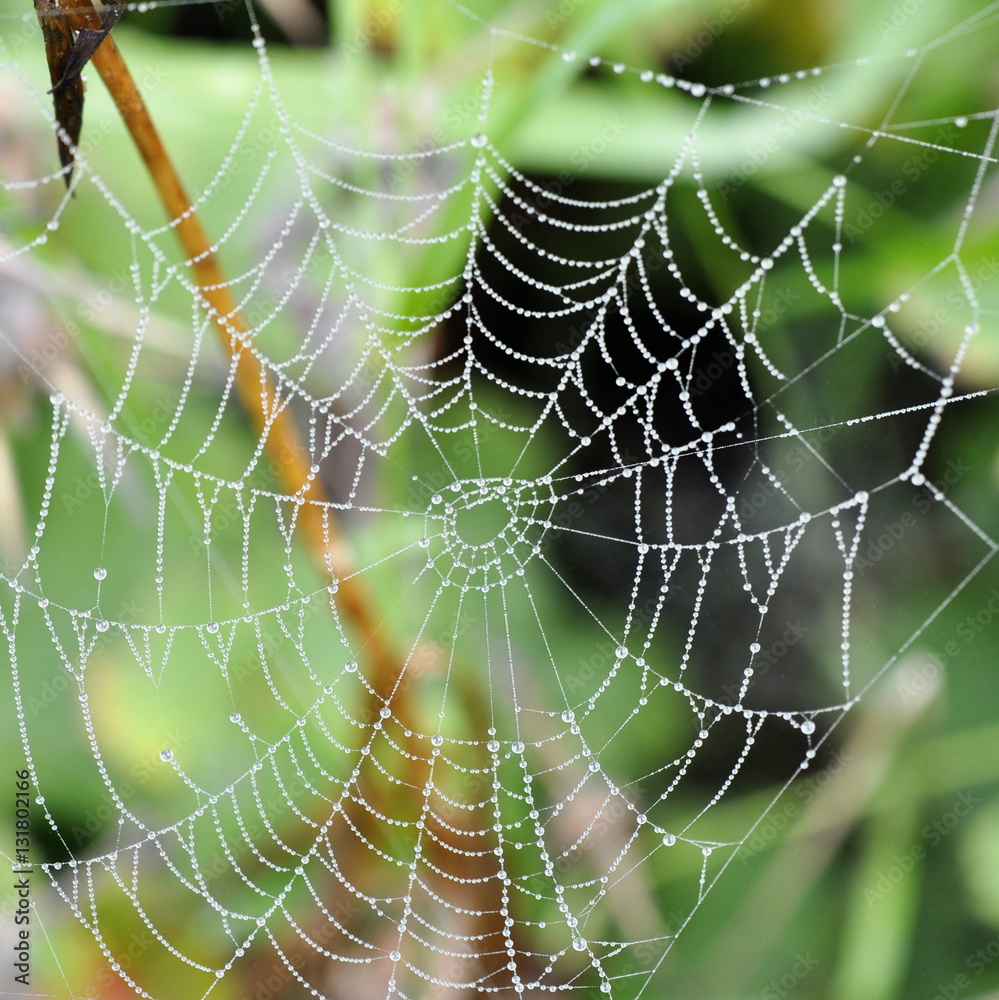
xmin=56 ymin=0 xmax=402 ymax=699
xmin=50 ymin=5 xmax=509 ymax=994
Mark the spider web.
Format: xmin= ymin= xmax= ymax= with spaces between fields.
xmin=1 ymin=1 xmax=998 ymax=998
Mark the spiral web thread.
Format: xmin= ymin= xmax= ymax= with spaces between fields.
xmin=1 ymin=1 xmax=999 ymax=998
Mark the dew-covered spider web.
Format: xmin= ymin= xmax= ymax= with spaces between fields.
xmin=2 ymin=1 xmax=999 ymax=998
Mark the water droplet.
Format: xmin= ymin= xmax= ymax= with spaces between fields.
xmin=206 ymin=622 xmax=219 ymax=634
xmin=801 ymin=719 xmax=816 ymax=735
xmin=430 ymin=734 xmax=443 ymax=747
xmin=487 ymin=740 xmax=500 ymax=753
xmin=560 ymin=709 xmax=575 ymax=723
xmin=572 ymin=938 xmax=587 ymax=951
xmin=562 ymin=50 xmax=576 ymax=62
xmin=390 ymin=950 xmax=402 ymax=963
xmin=615 ymin=646 xmax=628 ymax=659
xmin=419 ymin=537 xmax=430 ymax=548
xmin=344 ymin=660 xmax=357 ymax=673
xmin=229 ymin=712 xmax=241 ymax=724
xmin=663 ymin=834 xmax=676 ymax=846
xmin=96 ymin=620 xmax=110 ymax=633
xmin=512 ymin=741 xmax=525 ymax=754
xmin=470 ymin=132 xmax=487 ymax=148
xmin=93 ymin=567 xmax=107 ymax=581
xmin=160 ymin=749 xmax=174 ymax=762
